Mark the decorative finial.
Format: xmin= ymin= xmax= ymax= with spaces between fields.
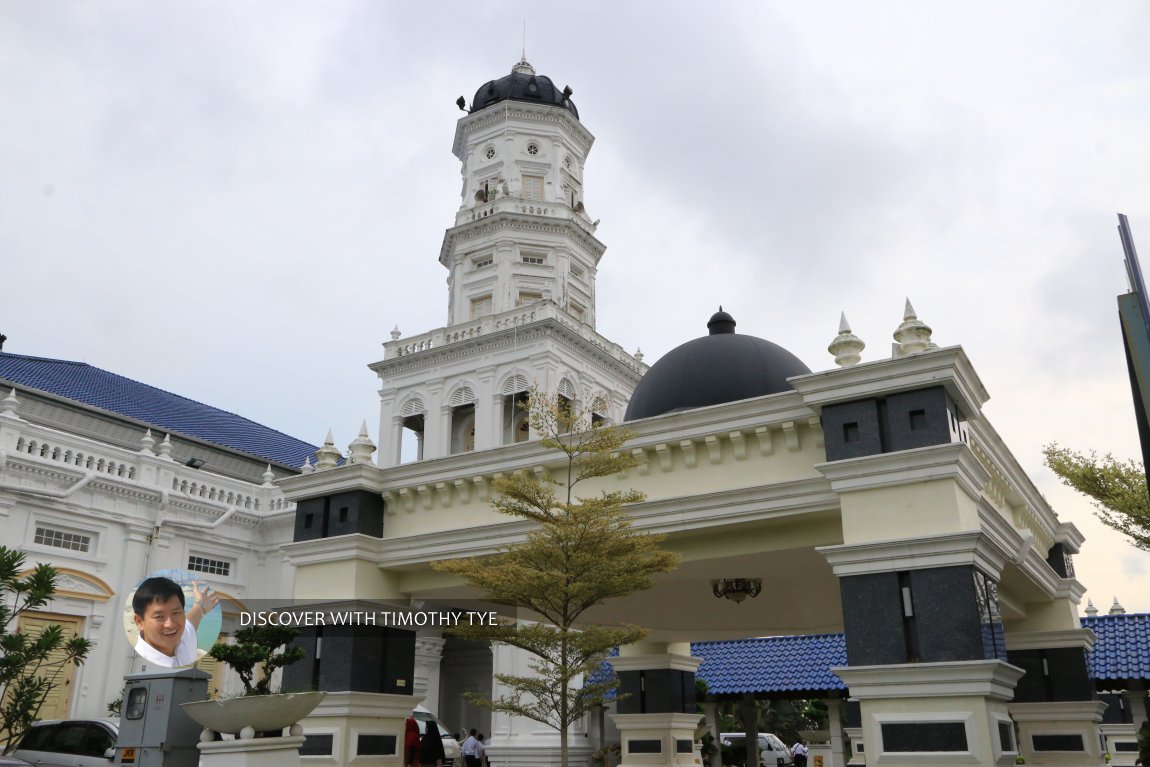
xmin=634 ymin=347 xmax=644 ymax=363
xmin=139 ymin=428 xmax=156 ymax=455
xmin=1109 ymin=596 xmax=1126 ymax=615
xmin=893 ymin=298 xmax=933 ymax=356
xmin=391 ymin=325 xmax=402 ymax=341
xmin=828 ymin=311 xmax=866 ymax=367
xmin=157 ymin=434 xmax=173 ymax=460
xmin=1 ymin=388 xmax=21 ymax=419
xmin=347 ymin=420 xmax=377 ymax=465
xmin=262 ymin=464 xmax=276 ymax=486
xmin=300 ymin=456 xmax=315 ymax=474
xmin=1084 ymin=598 xmax=1098 ymax=617
xmin=315 ymin=429 xmax=342 ymax=471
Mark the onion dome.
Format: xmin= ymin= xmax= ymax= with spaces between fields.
xmin=624 ymin=310 xmax=811 ymax=421
xmin=470 ymin=58 xmax=578 ymax=119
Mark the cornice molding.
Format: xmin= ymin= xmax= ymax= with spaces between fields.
xmin=1004 ymin=628 xmax=1096 ymax=652
xmin=818 ymin=530 xmax=1015 ymax=578
xmin=453 ymin=101 xmax=595 ymax=157
xmin=280 ymin=533 xmax=388 ymax=568
xmin=440 ymin=211 xmax=606 ymax=266
xmin=610 ymin=653 xmax=702 ymax=673
xmin=790 ymin=346 xmax=990 ymax=421
xmin=816 ymin=442 xmax=990 ymax=503
xmin=372 ymin=318 xmax=642 ymax=384
xmin=278 ymin=461 xmax=385 ymax=502
xmin=833 ymin=660 xmax=1025 ymax=701
xmin=1006 ymin=700 xmax=1108 ymax=722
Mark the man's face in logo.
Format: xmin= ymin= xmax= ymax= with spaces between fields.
xmin=133 ymin=594 xmax=187 ymax=657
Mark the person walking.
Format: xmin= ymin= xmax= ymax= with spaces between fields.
xmin=791 ymin=737 xmax=808 ymax=767
xmin=476 ymin=733 xmax=487 ymax=767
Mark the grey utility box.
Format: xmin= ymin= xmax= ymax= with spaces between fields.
xmin=114 ymin=668 xmax=209 ymax=767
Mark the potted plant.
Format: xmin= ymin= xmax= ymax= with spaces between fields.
xmin=180 ymin=624 xmax=323 ymax=738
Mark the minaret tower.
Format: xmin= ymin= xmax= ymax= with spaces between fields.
xmin=443 ymin=57 xmax=602 ymax=328
xmin=371 ymin=59 xmax=645 ymax=467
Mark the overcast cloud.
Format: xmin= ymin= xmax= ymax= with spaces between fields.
xmin=2 ymin=1 xmax=1149 ymax=612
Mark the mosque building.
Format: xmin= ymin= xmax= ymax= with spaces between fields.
xmin=3 ymin=57 xmax=1145 ymax=767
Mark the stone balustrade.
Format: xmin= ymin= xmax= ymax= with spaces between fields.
xmin=384 ymin=300 xmax=642 ymax=372
xmin=2 ymin=418 xmax=291 ymax=514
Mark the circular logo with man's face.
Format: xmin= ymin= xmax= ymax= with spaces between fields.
xmin=123 ymin=569 xmax=222 ymax=669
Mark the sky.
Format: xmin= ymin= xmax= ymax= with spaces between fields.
xmin=2 ymin=2 xmax=1149 ymax=612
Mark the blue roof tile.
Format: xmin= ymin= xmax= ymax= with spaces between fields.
xmin=0 ymin=352 xmax=317 ymax=469
xmin=1083 ymin=612 xmax=1150 ymax=682
xmin=692 ymin=634 xmax=848 ymax=695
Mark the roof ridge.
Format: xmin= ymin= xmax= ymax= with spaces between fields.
xmin=0 ymin=351 xmax=91 ymax=367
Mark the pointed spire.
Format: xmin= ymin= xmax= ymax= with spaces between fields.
xmin=348 ymin=420 xmax=377 ymax=465
xmin=828 ymin=311 xmax=866 ymax=368
xmin=315 ymin=429 xmax=342 ymax=471
xmin=139 ymin=428 xmax=156 ymax=455
xmin=300 ymin=456 xmax=315 ymax=474
xmin=634 ymin=347 xmax=644 ymax=363
xmin=1 ymin=388 xmax=21 ymax=419
xmin=157 ymin=434 xmax=174 ymax=460
xmin=1109 ymin=596 xmax=1126 ymax=615
xmin=1084 ymin=598 xmax=1098 ymax=617
xmin=391 ymin=325 xmax=402 ymax=341
xmin=893 ymin=298 xmax=933 ymax=356
xmin=262 ymin=464 xmax=276 ymax=486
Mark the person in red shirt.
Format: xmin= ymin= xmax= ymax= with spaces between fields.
xmin=404 ymin=717 xmax=421 ymax=767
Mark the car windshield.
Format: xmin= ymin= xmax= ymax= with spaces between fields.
xmin=412 ymin=712 xmax=451 ymax=739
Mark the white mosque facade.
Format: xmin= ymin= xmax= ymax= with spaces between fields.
xmin=1 ymin=58 xmax=1137 ymax=767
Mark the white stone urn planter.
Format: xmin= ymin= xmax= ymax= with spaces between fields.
xmin=181 ymin=691 xmax=326 ymax=738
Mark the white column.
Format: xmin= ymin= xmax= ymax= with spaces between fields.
xmin=414 ymin=634 xmax=446 ymax=714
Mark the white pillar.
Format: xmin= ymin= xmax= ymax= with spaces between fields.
xmin=414 ymin=634 xmax=446 ymax=713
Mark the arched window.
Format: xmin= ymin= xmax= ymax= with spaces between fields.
xmin=502 ymin=374 xmax=531 ymax=444
xmin=450 ymin=387 xmax=477 ymax=454
xmin=400 ymin=397 xmax=426 ymax=463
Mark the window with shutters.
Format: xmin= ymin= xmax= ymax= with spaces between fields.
xmin=471 ymin=295 xmax=493 ymax=319
xmin=522 ymin=175 xmax=544 ymax=200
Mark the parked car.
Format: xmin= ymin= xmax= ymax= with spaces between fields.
xmin=11 ymin=719 xmax=119 ymax=767
xmin=719 ymin=732 xmax=794 ymax=767
xmin=412 ymin=705 xmax=461 ymax=767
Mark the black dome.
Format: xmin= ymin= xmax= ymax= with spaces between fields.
xmin=471 ymin=60 xmax=579 ymax=120
xmin=624 ymin=311 xmax=811 ymax=421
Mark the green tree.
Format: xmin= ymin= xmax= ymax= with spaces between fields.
xmin=433 ymin=389 xmax=680 ymax=767
xmin=0 ymin=546 xmax=92 ymax=753
xmin=1042 ymin=444 xmax=1150 ymax=551
xmin=208 ymin=624 xmax=305 ymax=696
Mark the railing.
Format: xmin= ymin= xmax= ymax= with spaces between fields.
xmin=5 ymin=421 xmax=290 ymax=515
xmin=14 ymin=435 xmax=136 ymax=480
xmin=455 ymin=196 xmax=596 ymax=230
xmin=383 ymin=301 xmax=643 ymax=373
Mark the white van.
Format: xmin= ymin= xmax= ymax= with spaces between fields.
xmin=413 ymin=705 xmax=462 ymax=767
xmin=719 ymin=732 xmax=794 ymax=767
